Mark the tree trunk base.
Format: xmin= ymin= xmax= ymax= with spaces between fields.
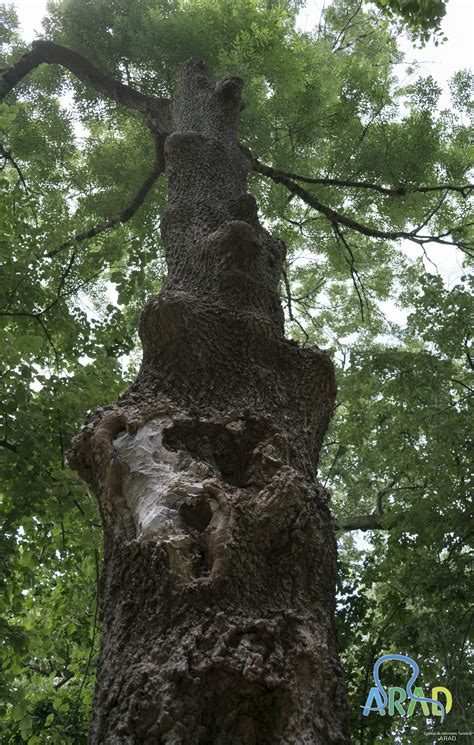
xmin=70 ymin=401 xmax=349 ymax=744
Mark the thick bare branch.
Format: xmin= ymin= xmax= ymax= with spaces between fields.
xmin=1 ymin=42 xmax=169 ymax=255
xmin=1 ymin=40 xmax=171 ymax=131
xmin=336 ymin=513 xmax=389 ymax=531
xmin=337 ymin=510 xmax=407 ymax=531
xmin=1 ymin=41 xmax=169 ymax=253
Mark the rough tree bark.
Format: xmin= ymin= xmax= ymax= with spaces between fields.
xmin=68 ymin=59 xmax=350 ymax=744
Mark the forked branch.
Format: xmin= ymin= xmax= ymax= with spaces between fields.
xmin=251 ymin=156 xmax=474 ymax=255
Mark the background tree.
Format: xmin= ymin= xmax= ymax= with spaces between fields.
xmin=0 ymin=0 xmax=472 ymax=742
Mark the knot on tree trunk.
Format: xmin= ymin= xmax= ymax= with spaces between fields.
xmin=207 ymin=220 xmax=261 ymax=271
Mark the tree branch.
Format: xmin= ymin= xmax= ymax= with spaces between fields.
xmin=46 ymin=133 xmax=165 ymax=257
xmin=336 ymin=478 xmax=431 ymax=531
xmin=281 ymin=264 xmax=294 ymax=320
xmin=331 ymin=0 xmax=363 ymax=53
xmin=54 ymin=669 xmax=75 ymax=689
xmin=0 ymin=266 xmax=104 ymax=319
xmin=450 ymin=378 xmax=474 ymax=394
xmin=1 ymin=40 xmax=171 ymax=131
xmin=332 ymin=222 xmax=368 ymax=321
xmin=336 ymin=513 xmax=391 ymax=531
xmin=250 ymin=156 xmax=473 ymax=254
xmin=250 ymin=156 xmax=473 ymax=198
xmin=336 ymin=509 xmax=406 ymax=531
xmin=463 ymin=337 xmax=473 ymax=370
xmin=2 ymin=41 xmax=169 ymax=256
xmin=0 ymin=141 xmax=29 ymax=190
xmin=336 ymin=477 xmax=402 ymax=531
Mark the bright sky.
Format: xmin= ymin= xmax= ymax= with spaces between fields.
xmin=10 ymin=0 xmax=474 ymax=291
xmin=298 ymin=1 xmax=474 ymax=102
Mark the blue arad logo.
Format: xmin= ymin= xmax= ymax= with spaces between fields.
xmin=362 ymin=654 xmax=452 ymax=722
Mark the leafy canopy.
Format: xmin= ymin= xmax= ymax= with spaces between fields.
xmin=371 ymin=0 xmax=447 ymax=43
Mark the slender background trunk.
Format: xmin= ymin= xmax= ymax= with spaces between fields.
xmin=69 ymin=59 xmax=350 ymax=744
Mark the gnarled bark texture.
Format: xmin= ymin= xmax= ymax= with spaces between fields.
xmin=69 ymin=59 xmax=350 ymax=744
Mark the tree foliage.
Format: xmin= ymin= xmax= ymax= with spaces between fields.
xmin=0 ymin=0 xmax=472 ymax=742
xmin=371 ymin=0 xmax=447 ymax=42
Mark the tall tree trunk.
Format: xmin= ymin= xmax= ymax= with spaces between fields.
xmin=69 ymin=59 xmax=350 ymax=744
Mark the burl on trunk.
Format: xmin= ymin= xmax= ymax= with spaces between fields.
xmin=68 ymin=60 xmax=350 ymax=744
